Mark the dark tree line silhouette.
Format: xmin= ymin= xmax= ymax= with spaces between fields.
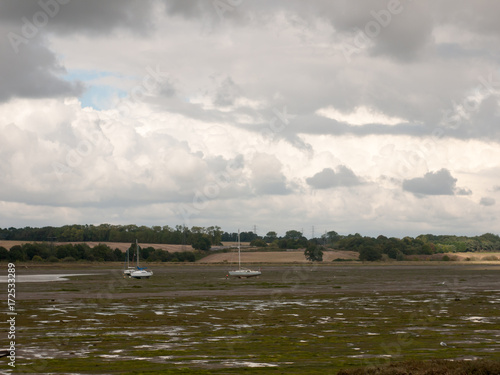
xmin=1 ymin=225 xmax=499 ymax=262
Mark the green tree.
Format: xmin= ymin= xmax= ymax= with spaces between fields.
xmin=0 ymin=246 xmax=9 ymax=260
xmin=285 ymin=230 xmax=303 ymax=240
xmin=192 ymin=234 xmax=211 ymax=251
xmin=264 ymin=231 xmax=278 ymax=243
xmin=323 ymin=230 xmax=341 ymax=244
xmin=250 ymin=239 xmax=267 ymax=247
xmin=359 ymin=246 xmax=382 ymax=261
xmin=304 ymin=243 xmax=323 ymax=262
xmin=8 ymin=245 xmax=26 ymax=261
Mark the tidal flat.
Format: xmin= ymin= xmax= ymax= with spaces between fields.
xmin=3 ymin=263 xmax=500 ymax=374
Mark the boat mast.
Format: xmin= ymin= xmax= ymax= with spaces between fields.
xmin=238 ymin=229 xmax=241 ymax=270
xmin=136 ymin=239 xmax=139 ymax=268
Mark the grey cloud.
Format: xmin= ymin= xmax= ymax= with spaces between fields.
xmin=0 ymin=28 xmax=83 ymax=102
xmin=331 ymin=0 xmax=434 ymax=62
xmin=0 ymin=0 xmax=157 ymax=35
xmin=480 ymin=197 xmax=495 ymax=206
xmin=163 ymin=0 xmax=216 ymax=19
xmin=455 ymin=187 xmax=472 ymax=196
xmin=213 ymin=77 xmax=241 ymax=107
xmin=403 ymin=169 xmax=464 ymax=196
xmin=436 ymin=0 xmax=500 ymax=36
xmin=306 ymin=166 xmax=362 ymax=189
xmin=159 ymin=80 xmax=176 ymax=98
xmin=368 ymin=2 xmax=434 ymax=62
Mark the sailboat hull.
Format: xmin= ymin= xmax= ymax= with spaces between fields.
xmin=130 ymin=270 xmax=153 ymax=279
xmin=228 ymin=269 xmax=261 ymax=278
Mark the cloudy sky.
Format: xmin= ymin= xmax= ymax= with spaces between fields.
xmin=1 ymin=0 xmax=500 ymax=238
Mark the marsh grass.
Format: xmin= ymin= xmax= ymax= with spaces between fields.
xmin=7 ymin=263 xmax=500 ymax=374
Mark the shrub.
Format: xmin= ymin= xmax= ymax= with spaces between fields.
xmin=359 ymin=246 xmax=382 ymax=261
xmin=47 ymin=256 xmax=59 ymax=262
xmin=32 ymin=255 xmax=43 ymax=262
xmin=250 ymin=239 xmax=267 ymax=247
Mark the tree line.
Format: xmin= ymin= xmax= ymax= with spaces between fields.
xmin=248 ymin=230 xmax=500 ymax=262
xmin=0 ymin=224 xmax=223 ymax=250
xmin=1 ymin=225 xmax=499 ymax=263
xmin=328 ymin=231 xmax=500 ymax=261
xmin=0 ymin=242 xmax=201 ymax=263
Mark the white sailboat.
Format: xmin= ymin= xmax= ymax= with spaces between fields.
xmin=123 ymin=243 xmax=136 ymax=277
xmin=127 ymin=240 xmax=153 ymax=279
xmin=228 ymin=230 xmax=261 ymax=278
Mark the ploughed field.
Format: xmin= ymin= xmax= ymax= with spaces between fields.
xmin=4 ymin=263 xmax=500 ymax=374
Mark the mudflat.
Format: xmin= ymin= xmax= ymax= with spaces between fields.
xmin=3 ymin=263 xmax=500 ymax=374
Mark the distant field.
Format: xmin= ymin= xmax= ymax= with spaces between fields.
xmin=453 ymin=251 xmax=500 ymax=260
xmin=199 ymin=250 xmax=359 ymax=263
xmin=0 ymin=240 xmax=193 ymax=252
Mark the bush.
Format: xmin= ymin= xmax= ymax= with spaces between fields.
xmin=47 ymin=255 xmax=59 ymax=262
xmin=32 ymin=255 xmax=43 ymax=262
xmin=250 ymin=239 xmax=267 ymax=247
xmin=62 ymin=256 xmax=76 ymax=262
xmin=359 ymin=246 xmax=382 ymax=261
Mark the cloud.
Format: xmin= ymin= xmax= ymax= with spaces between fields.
xmin=306 ymin=166 xmax=362 ymax=189
xmin=250 ymin=153 xmax=289 ymax=195
xmin=402 ymin=169 xmax=471 ymax=196
xmin=316 ymin=105 xmax=407 ymax=126
xmin=0 ymin=0 xmax=157 ymax=35
xmin=213 ymin=77 xmax=241 ymax=107
xmin=0 ymin=26 xmax=83 ymax=102
xmin=480 ymin=197 xmax=495 ymax=206
xmin=2 ymin=0 xmax=500 ymax=237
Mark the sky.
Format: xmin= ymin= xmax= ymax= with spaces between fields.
xmin=1 ymin=0 xmax=500 ymax=238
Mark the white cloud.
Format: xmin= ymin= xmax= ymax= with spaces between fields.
xmin=1 ymin=1 xmax=500 ymax=237
xmin=315 ymin=105 xmax=407 ymax=126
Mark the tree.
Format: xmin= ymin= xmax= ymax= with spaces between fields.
xmin=359 ymin=246 xmax=382 ymax=261
xmin=285 ymin=230 xmax=303 ymax=240
xmin=264 ymin=231 xmax=278 ymax=243
xmin=323 ymin=230 xmax=341 ymax=244
xmin=191 ymin=234 xmax=211 ymax=251
xmin=304 ymin=243 xmax=323 ymax=262
xmin=250 ymin=239 xmax=267 ymax=247
xmin=0 ymin=246 xmax=9 ymax=260
xmin=8 ymin=245 xmax=26 ymax=261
